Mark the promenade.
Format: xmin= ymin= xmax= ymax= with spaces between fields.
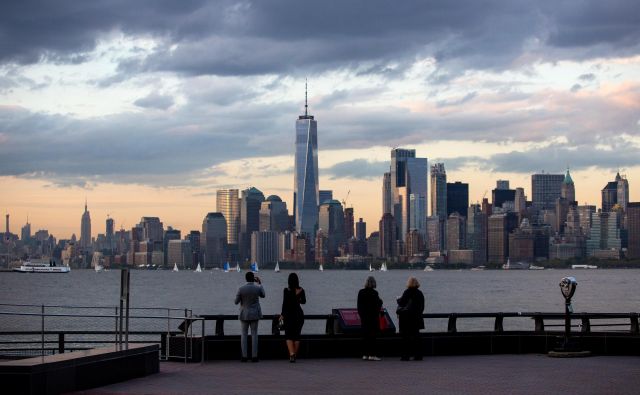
xmin=72 ymin=354 xmax=640 ymax=395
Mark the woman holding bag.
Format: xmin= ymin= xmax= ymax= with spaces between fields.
xmin=396 ymin=276 xmax=425 ymax=361
xmin=280 ymin=272 xmax=306 ymax=363
xmin=357 ymin=276 xmax=383 ymax=361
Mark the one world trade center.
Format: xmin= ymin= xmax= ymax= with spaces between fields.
xmin=293 ymin=83 xmax=319 ymax=239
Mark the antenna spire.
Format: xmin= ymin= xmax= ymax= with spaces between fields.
xmin=304 ymin=78 xmax=308 ymax=116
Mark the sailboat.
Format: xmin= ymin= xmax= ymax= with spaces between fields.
xmin=235 ymin=263 xmax=241 ymax=272
xmin=250 ymin=262 xmax=259 ymax=272
xmin=274 ymin=262 xmax=280 ymax=272
xmin=223 ymin=262 xmax=230 ymax=273
xmin=380 ymin=262 xmax=388 ymax=272
xmin=195 ymin=263 xmax=202 ymax=273
xmin=319 ymin=263 xmax=324 ymax=272
xmin=173 ymin=263 xmax=179 ymax=272
xmin=369 ymin=264 xmax=374 ymax=272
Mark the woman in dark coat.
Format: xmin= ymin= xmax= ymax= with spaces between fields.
xmin=280 ymin=272 xmax=306 ymax=362
xmin=396 ymin=276 xmax=425 ymax=361
xmin=357 ymin=276 xmax=383 ymax=361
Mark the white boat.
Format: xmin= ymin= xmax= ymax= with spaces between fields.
xmin=250 ymin=262 xmax=259 ymax=272
xmin=173 ymin=263 xmax=179 ymax=272
xmin=502 ymin=258 xmax=530 ymax=270
xmin=369 ymin=264 xmax=374 ymax=272
xmin=94 ymin=264 xmax=104 ymax=272
xmin=572 ymin=264 xmax=598 ymax=269
xmin=470 ymin=266 xmax=485 ymax=271
xmin=14 ymin=261 xmax=70 ymax=273
xmin=529 ymin=265 xmax=545 ymax=270
xmin=223 ymin=262 xmax=230 ymax=272
xmin=274 ymin=262 xmax=280 ymax=272
xmin=235 ymin=264 xmax=241 ymax=273
xmin=423 ymin=265 xmax=434 ymax=272
xmin=380 ymin=262 xmax=388 ymax=272
xmin=319 ymin=264 xmax=324 ymax=272
xmin=195 ymin=263 xmax=202 ymax=273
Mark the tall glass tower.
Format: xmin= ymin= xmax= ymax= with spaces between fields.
xmin=293 ymin=82 xmax=319 ymax=238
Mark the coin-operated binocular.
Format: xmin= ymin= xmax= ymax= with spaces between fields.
xmin=558 ymin=277 xmax=578 ymax=351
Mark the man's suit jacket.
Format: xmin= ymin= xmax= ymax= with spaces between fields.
xmin=235 ymin=282 xmax=265 ymax=321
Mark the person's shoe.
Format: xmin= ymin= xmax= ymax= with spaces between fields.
xmin=362 ymin=355 xmax=369 ymax=360
xmin=251 ymin=357 xmax=259 ymax=362
xmin=368 ymin=356 xmax=382 ymax=361
xmin=241 ymin=357 xmax=248 ymax=362
xmin=290 ymin=355 xmax=296 ymax=363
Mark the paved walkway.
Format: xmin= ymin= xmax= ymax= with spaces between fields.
xmin=73 ymin=355 xmax=640 ymax=395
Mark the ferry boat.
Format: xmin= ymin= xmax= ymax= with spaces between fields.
xmin=470 ymin=266 xmax=485 ymax=271
xmin=572 ymin=264 xmax=598 ymax=269
xmin=14 ymin=261 xmax=70 ymax=273
xmin=423 ymin=265 xmax=434 ymax=272
xmin=529 ymin=265 xmax=545 ymax=270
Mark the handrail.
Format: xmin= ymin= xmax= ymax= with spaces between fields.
xmin=0 ymin=311 xmax=204 ymax=321
xmin=0 ymin=303 xmax=189 ymax=311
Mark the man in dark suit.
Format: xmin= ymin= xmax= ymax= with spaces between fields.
xmin=235 ymin=271 xmax=265 ymax=362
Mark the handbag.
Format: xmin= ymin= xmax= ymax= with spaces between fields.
xmin=278 ymin=316 xmax=285 ymax=331
xmin=396 ymin=298 xmax=413 ymax=315
xmin=379 ymin=312 xmax=388 ymax=331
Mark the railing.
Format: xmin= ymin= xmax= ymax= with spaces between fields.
xmin=0 ymin=303 xmax=205 ymax=363
xmin=2 ymin=305 xmax=639 ymax=362
xmin=198 ymin=312 xmax=640 ymax=336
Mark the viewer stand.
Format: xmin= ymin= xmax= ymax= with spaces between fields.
xmin=118 ymin=268 xmax=131 ymax=350
xmin=549 ymin=276 xmax=591 ymax=357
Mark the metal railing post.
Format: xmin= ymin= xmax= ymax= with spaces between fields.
xmin=58 ymin=333 xmax=64 ymax=354
xmin=114 ymin=307 xmax=118 ymax=349
xmin=41 ymin=304 xmax=45 ymax=356
xmin=494 ymin=313 xmax=504 ymax=332
xmin=447 ymin=314 xmax=457 ymax=333
xmin=184 ymin=309 xmax=188 ymax=364
xmin=581 ymin=315 xmax=591 ymax=333
xmin=201 ymin=319 xmax=205 ymax=363
xmin=630 ymin=313 xmax=639 ymax=334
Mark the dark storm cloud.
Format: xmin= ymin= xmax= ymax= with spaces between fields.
xmin=578 ymin=73 xmax=596 ymax=82
xmin=133 ymin=92 xmax=174 ymax=110
xmin=2 ymin=1 xmax=639 ymax=76
xmin=446 ymin=141 xmax=640 ymax=174
xmin=323 ymin=159 xmax=388 ymax=180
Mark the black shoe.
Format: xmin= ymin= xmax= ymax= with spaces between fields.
xmin=289 ymin=355 xmax=295 ymax=363
xmin=251 ymin=357 xmax=259 ymax=362
xmin=241 ymin=357 xmax=248 ymax=362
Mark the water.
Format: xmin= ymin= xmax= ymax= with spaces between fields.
xmin=1 ymin=269 xmax=639 ymax=333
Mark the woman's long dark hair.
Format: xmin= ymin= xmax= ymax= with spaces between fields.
xmin=288 ymin=272 xmax=300 ymax=290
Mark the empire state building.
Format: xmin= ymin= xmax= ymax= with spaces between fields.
xmin=80 ymin=201 xmax=92 ymax=250
xmin=293 ymin=83 xmax=319 ymax=239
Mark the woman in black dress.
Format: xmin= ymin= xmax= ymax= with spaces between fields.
xmin=357 ymin=276 xmax=383 ymax=361
xmin=280 ymin=272 xmax=306 ymax=362
xmin=396 ymin=276 xmax=425 ymax=361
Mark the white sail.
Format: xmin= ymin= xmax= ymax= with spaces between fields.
xmin=236 ymin=263 xmax=241 ymax=272
xmin=173 ymin=263 xmax=179 ymax=272
xmin=319 ymin=264 xmax=324 ymax=271
xmin=380 ymin=262 xmax=388 ymax=272
xmin=195 ymin=263 xmax=202 ymax=272
xmin=274 ymin=262 xmax=280 ymax=272
xmin=369 ymin=264 xmax=374 ymax=272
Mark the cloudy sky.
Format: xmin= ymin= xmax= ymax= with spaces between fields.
xmin=1 ymin=0 xmax=639 ymax=238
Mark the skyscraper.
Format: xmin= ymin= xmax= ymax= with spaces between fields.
xmin=140 ymin=217 xmax=163 ymax=251
xmin=389 ymin=148 xmax=428 ymax=240
xmin=21 ymin=220 xmax=31 ymax=242
xmin=201 ymin=213 xmax=227 ymax=267
xmin=80 ymin=201 xmax=91 ymax=250
xmin=532 ymin=173 xmax=564 ymax=211
xmin=616 ymin=172 xmax=629 ymax=211
xmin=379 ymin=213 xmax=397 ymax=258
xmin=561 ymin=169 xmax=576 ymax=203
xmin=355 ymin=218 xmax=367 ymax=242
xmin=430 ymin=163 xmax=447 ymax=218
xmin=239 ymin=187 xmax=265 ymax=261
xmin=259 ymin=195 xmax=289 ymax=232
xmin=601 ymin=180 xmax=618 ymax=212
xmin=447 ymin=181 xmax=469 ymax=217
xmin=467 ymin=204 xmax=487 ymax=265
xmin=343 ymin=207 xmax=354 ymax=240
xmin=216 ymin=189 xmax=240 ymax=246
xmin=318 ymin=200 xmax=345 ymax=259
xmin=627 ymin=202 xmax=640 ymax=259
xmin=382 ymin=172 xmax=392 ymax=215
xmin=319 ymin=190 xmax=333 ymax=205
xmin=293 ymin=83 xmax=319 ymax=238
xmin=106 ymin=217 xmax=114 ymax=252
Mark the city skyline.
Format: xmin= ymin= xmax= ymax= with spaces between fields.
xmin=1 ymin=1 xmax=640 ymax=238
